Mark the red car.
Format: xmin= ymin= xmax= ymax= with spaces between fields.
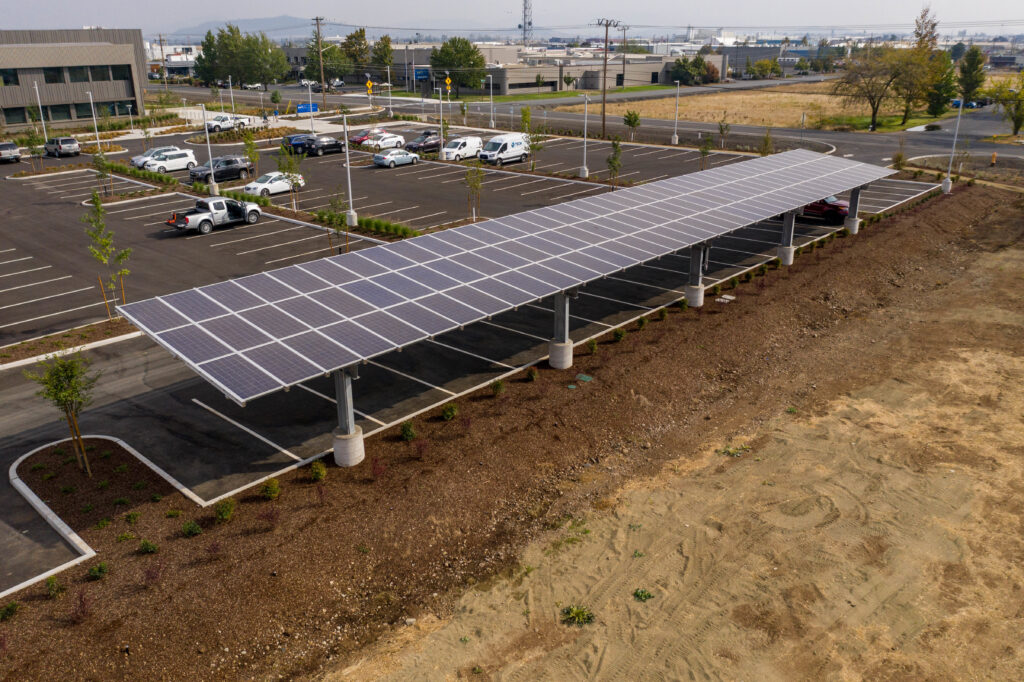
xmin=801 ymin=196 xmax=849 ymax=224
xmin=348 ymin=127 xmax=385 ymax=146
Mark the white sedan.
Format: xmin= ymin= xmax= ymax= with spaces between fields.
xmin=367 ymin=133 xmax=405 ymax=151
xmin=243 ymin=172 xmax=306 ymax=196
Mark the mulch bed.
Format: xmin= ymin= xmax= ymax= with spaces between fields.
xmin=0 ymin=318 xmax=137 ymax=366
xmin=0 ymin=183 xmax=1018 ymax=680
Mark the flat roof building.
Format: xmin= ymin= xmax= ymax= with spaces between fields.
xmin=0 ymin=28 xmax=147 ymax=130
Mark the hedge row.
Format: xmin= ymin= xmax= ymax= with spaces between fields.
xmin=312 ymin=209 xmax=421 ymax=238
xmin=95 ymin=158 xmax=178 ymax=186
xmin=220 ymin=188 xmax=271 ymax=207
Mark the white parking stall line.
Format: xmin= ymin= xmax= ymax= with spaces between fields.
xmin=0 ymin=266 xmax=51 ymax=279
xmin=43 ymin=177 xmax=109 ymax=190
xmin=372 ymin=205 xmax=419 ymax=218
xmin=295 ymin=384 xmax=388 ymax=426
xmin=522 ymin=302 xmax=613 ymax=328
xmin=532 ymin=162 xmax=566 ymax=170
xmin=578 ymin=290 xmax=653 ymax=310
xmin=405 ymin=211 xmax=447 ymax=225
xmin=366 ymin=360 xmax=457 ymax=396
xmin=630 ymin=148 xmax=669 ymax=157
xmin=357 ymin=200 xmax=393 ymax=211
xmin=520 ymin=182 xmax=576 ymax=196
xmin=130 ymin=204 xmax=197 ymax=221
xmin=183 ymin=219 xmax=282 ymax=240
xmin=236 ymin=234 xmax=324 ymax=255
xmin=0 ymin=276 xmax=72 ymax=295
xmin=426 ymin=339 xmax=515 ymax=369
xmin=0 ymin=287 xmax=94 ymax=310
xmin=105 ymin=198 xmax=187 ymax=214
xmin=399 ymin=165 xmax=454 ymax=177
xmin=440 ymin=174 xmax=474 ymax=184
xmin=264 ymin=245 xmax=336 ymax=265
xmin=0 ymin=298 xmax=116 ymax=331
xmin=493 ymin=178 xmax=551 ymax=192
xmin=557 ymin=185 xmax=610 ymax=200
xmin=413 ymin=168 xmax=466 ymax=181
xmin=481 ymin=174 xmax=521 ymax=185
xmin=480 ymin=320 xmax=548 ymax=342
xmin=0 ymin=257 xmax=33 ymax=267
xmin=639 ymin=174 xmax=670 ymax=183
xmin=210 ymin=224 xmax=300 ymax=247
xmin=0 ymin=248 xmax=14 ymax=254
xmin=59 ymin=186 xmax=134 ymax=200
xmin=192 ymin=399 xmax=301 ymax=462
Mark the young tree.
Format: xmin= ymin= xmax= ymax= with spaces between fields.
xmin=528 ymin=126 xmax=543 ymax=171
xmin=274 ymin=144 xmax=305 ymax=211
xmin=831 ymin=47 xmax=900 ymax=131
xmin=623 ymin=110 xmax=641 ymax=141
xmin=24 ymin=129 xmax=45 ymax=172
xmin=342 ymin=28 xmax=371 ymax=67
xmin=24 ymin=353 xmax=99 ymax=477
xmin=913 ymin=7 xmax=940 ymax=51
xmin=270 ymin=89 xmax=282 ymax=106
xmin=91 ymin=152 xmax=112 ymax=196
xmin=520 ymin=105 xmax=531 ymax=133
xmin=759 ymin=127 xmax=774 ymax=156
xmin=535 ymin=73 xmax=544 ymax=88
xmin=926 ymin=51 xmax=957 ymax=116
xmin=562 ymin=74 xmax=577 ymax=90
xmin=795 ymin=57 xmax=810 ymax=73
xmin=699 ymin=135 xmax=713 ymax=169
xmin=242 ymin=128 xmax=259 ymax=175
xmin=464 ymin=161 xmax=484 ymax=220
xmin=989 ymin=72 xmax=1024 ymax=135
xmin=950 ymin=41 xmax=967 ymax=62
xmin=718 ymin=112 xmax=731 ymax=149
xmin=957 ymin=45 xmax=986 ymax=102
xmin=891 ymin=48 xmax=930 ymax=124
xmin=606 ymin=139 xmax=622 ymax=186
xmin=371 ymin=35 xmax=394 ymax=72
xmin=430 ymin=38 xmax=486 ymax=96
xmin=81 ymin=191 xmax=131 ymax=317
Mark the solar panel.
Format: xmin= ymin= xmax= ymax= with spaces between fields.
xmin=120 ymin=150 xmax=895 ymax=403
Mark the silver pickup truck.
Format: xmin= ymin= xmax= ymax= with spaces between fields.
xmin=206 ymin=115 xmax=249 ymax=132
xmin=166 ymin=197 xmax=262 ymax=234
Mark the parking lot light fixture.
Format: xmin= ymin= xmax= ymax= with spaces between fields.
xmin=435 ymin=87 xmax=444 ymax=147
xmin=943 ymin=97 xmax=964 ymax=194
xmin=32 ymin=81 xmax=48 ymax=142
xmin=228 ymin=75 xmax=235 ymax=113
xmin=127 ymin=103 xmax=134 ymax=134
xmin=341 ymin=114 xmax=357 ymax=244
xmin=201 ymin=103 xmax=218 ymax=196
xmin=386 ymin=65 xmax=393 ymax=117
xmin=671 ymin=80 xmax=680 ymax=145
xmin=219 ymin=88 xmax=224 ymax=112
xmin=307 ymin=82 xmax=315 ymax=134
xmin=580 ymin=93 xmax=590 ymax=178
xmin=85 ymin=91 xmax=101 ymax=150
xmin=487 ymin=74 xmax=495 ymax=128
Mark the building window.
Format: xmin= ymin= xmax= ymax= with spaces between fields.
xmin=651 ymin=72 xmax=659 ymax=84
xmin=68 ymin=66 xmax=90 ymax=83
xmin=111 ymin=64 xmax=131 ymax=81
xmin=115 ymin=100 xmax=133 ymax=115
xmin=90 ymin=65 xmax=110 ymax=81
xmin=615 ymin=73 xmax=624 ymax=87
xmin=0 ymin=69 xmax=18 ymax=86
xmin=43 ymin=67 xmax=65 ymax=84
xmin=74 ymin=102 xmax=94 ymax=118
xmin=3 ymin=107 xmax=27 ymax=124
xmin=47 ymin=104 xmax=72 ymax=121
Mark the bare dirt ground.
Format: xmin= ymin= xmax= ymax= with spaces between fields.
xmin=1 ymin=185 xmax=1021 ymax=681
xmin=329 ymin=190 xmax=1024 ymax=680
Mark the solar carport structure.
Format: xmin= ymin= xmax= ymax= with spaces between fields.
xmin=118 ymin=149 xmax=894 ymax=466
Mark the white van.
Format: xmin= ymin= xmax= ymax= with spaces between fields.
xmin=143 ymin=149 xmax=197 ymax=173
xmin=478 ymin=133 xmax=530 ymax=166
xmin=440 ymin=136 xmax=483 ymax=161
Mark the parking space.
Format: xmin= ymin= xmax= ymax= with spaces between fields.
xmin=836 ymin=177 xmax=939 ymax=214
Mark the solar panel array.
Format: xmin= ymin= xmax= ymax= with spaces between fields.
xmin=119 ymin=149 xmax=894 ymax=404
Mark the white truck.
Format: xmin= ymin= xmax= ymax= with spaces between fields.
xmin=166 ymin=198 xmax=262 ymax=235
xmin=206 ymin=115 xmax=249 ymax=133
xmin=478 ymin=133 xmax=530 ymax=166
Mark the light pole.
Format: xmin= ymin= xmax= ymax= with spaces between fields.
xmin=126 ymin=103 xmax=134 ymax=134
xmin=510 ymin=105 xmax=514 ymax=130
xmin=32 ymin=81 xmax=48 ymax=142
xmin=671 ymin=80 xmax=680 ymax=145
xmin=386 ymin=65 xmax=393 ymax=117
xmin=306 ymin=82 xmax=315 ymax=134
xmin=228 ymin=75 xmax=235 ymax=113
xmin=200 ymin=103 xmax=218 ymax=196
xmin=85 ymin=91 xmax=101 ymax=150
xmin=580 ymin=93 xmax=590 ymax=178
xmin=435 ymin=87 xmax=444 ymax=147
xmin=366 ymin=72 xmax=373 ymax=109
xmin=181 ymin=98 xmax=188 ymax=128
xmin=341 ymin=114 xmax=357 ymax=250
xmin=942 ymin=97 xmax=964 ymax=194
xmin=487 ymin=74 xmax=495 ymax=128
xmin=259 ymin=90 xmax=264 ymax=114
xmin=218 ymin=88 xmax=224 ymax=112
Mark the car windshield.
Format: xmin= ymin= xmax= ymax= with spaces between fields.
xmin=255 ymin=174 xmax=274 ymax=183
xmin=0 ymin=143 xmax=15 ymax=150
xmin=483 ymin=141 xmax=501 ymax=151
xmin=152 ymin=155 xmax=166 ymax=161
xmin=824 ymin=195 xmax=839 ymax=203
xmin=444 ymin=141 xmax=461 ymax=149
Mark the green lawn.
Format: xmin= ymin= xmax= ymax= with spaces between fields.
xmin=391 ymin=84 xmax=675 ymax=105
xmin=816 ymin=108 xmax=959 ymax=133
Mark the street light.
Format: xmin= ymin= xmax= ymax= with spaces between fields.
xmin=200 ymin=103 xmax=217 ymax=196
xmin=487 ymin=74 xmax=495 ymax=128
xmin=435 ymin=87 xmax=445 ymax=147
xmin=85 ymin=91 xmax=101 ymax=150
xmin=306 ymin=82 xmax=315 ymax=134
xmin=228 ymin=75 xmax=235 ymax=113
xmin=32 ymin=81 xmax=48 ymax=142
xmin=365 ymin=72 xmax=373 ymax=109
xmin=671 ymin=80 xmax=680 ymax=145
xmin=341 ymin=114 xmax=357 ymax=249
xmin=386 ymin=65 xmax=393 ymax=117
xmin=579 ymin=93 xmax=590 ymax=178
xmin=942 ymin=97 xmax=964 ymax=194
xmin=126 ymin=103 xmax=134 ymax=134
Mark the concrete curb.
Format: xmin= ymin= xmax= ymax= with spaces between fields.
xmin=5 ymin=167 xmax=92 ymax=181
xmin=0 ymin=332 xmax=144 ymax=372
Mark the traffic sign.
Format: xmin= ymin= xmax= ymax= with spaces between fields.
xmin=446 ymin=85 xmax=451 ymax=92
xmin=445 ymin=76 xmax=451 ymax=85
xmin=365 ymin=79 xmax=372 ymax=89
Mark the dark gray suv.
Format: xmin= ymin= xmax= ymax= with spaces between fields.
xmin=188 ymin=155 xmax=254 ymax=183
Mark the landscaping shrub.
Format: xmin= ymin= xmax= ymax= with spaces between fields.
xmin=115 ymin=532 xmax=135 ymax=543
xmin=633 ymin=588 xmax=654 ymax=602
xmin=138 ymin=540 xmax=159 ymax=554
xmin=260 ymin=478 xmax=281 ymax=501
xmin=657 ymin=308 xmax=668 ymax=321
xmin=560 ymin=604 xmax=595 ymax=626
xmin=165 ymin=509 xmax=181 ymax=518
xmin=636 ymin=317 xmax=648 ymax=331
xmin=441 ymin=403 xmax=459 ymax=421
xmin=310 ymin=460 xmax=327 ymax=482
xmin=711 ymin=284 xmax=722 ymax=295
xmin=491 ymin=379 xmax=506 ymax=397
xmin=677 ymin=299 xmax=688 ymax=311
xmin=94 ymin=518 xmax=110 ymax=529
xmin=113 ymin=497 xmax=129 ymax=506
xmin=181 ymin=520 xmax=202 ymax=538
xmin=400 ymin=421 xmax=416 ymax=441
xmin=214 ymin=498 xmax=236 ymax=523
xmin=586 ymin=338 xmax=598 ymax=354
xmin=221 ymin=188 xmax=270 ymax=207
xmin=45 ymin=576 xmax=65 ymax=599
xmin=613 ymin=328 xmax=627 ymax=342
xmin=0 ymin=602 xmax=20 ymax=622
xmin=526 ymin=366 xmax=540 ymax=382
xmin=124 ymin=512 xmax=140 ymax=525
xmin=150 ymin=494 xmax=163 ymax=502
xmin=86 ymin=562 xmax=109 ymax=581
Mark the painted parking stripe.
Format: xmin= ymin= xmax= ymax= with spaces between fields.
xmin=105 ymin=198 xmax=187 ymax=214
xmin=520 ymin=182 xmax=579 ymax=196
xmin=264 ymin=245 xmax=335 ymax=265
xmin=493 ymin=178 xmax=551 ymax=192
xmin=557 ymin=185 xmax=609 ymax=200
xmin=0 ymin=298 xmax=116 ymax=330
xmin=579 ymin=290 xmax=653 ymax=309
xmin=426 ymin=339 xmax=515 ymax=369
xmin=0 ymin=248 xmax=14 ymax=254
xmin=0 ymin=257 xmax=33 ymax=267
xmin=481 ymin=174 xmax=521 ymax=185
xmin=406 ymin=211 xmax=447 ymax=224
xmin=0 ymin=266 xmax=51 ymax=279
xmin=372 ymin=205 xmax=419 ymax=218
xmin=366 ymin=360 xmax=457 ymax=396
xmin=113 ymin=204 xmax=196 ymax=221
xmin=0 ymin=275 xmax=72 ymax=295
xmin=0 ymin=286 xmax=94 ymax=310
xmin=191 ymin=398 xmax=301 ymax=462
xmin=295 ymin=384 xmax=387 ymax=425
xmin=184 ymin=219 xmax=282 ymax=240
xmin=523 ymin=302 xmax=612 ymax=328
xmin=236 ymin=233 xmax=323 ymax=255
xmin=210 ymin=224 xmax=299 ymax=246
xmin=480 ymin=320 xmax=548 ymax=342
xmin=631 ymin=148 xmax=669 ymax=157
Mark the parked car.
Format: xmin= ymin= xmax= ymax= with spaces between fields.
xmin=800 ymin=196 xmax=849 ymax=224
xmin=311 ymin=82 xmax=335 ymax=93
xmin=373 ymin=149 xmax=420 ymax=168
xmin=348 ymin=127 xmax=386 ymax=146
xmin=293 ymin=135 xmax=344 ymax=156
xmin=368 ymin=132 xmax=404 ymax=150
xmin=166 ymin=197 xmax=262 ymax=235
xmin=299 ymin=79 xmax=315 ymax=87
xmin=131 ymin=145 xmax=180 ymax=168
xmin=440 ymin=136 xmax=483 ymax=161
xmin=330 ymin=78 xmax=346 ymax=88
xmin=0 ymin=142 xmax=22 ymax=163
xmin=243 ymin=172 xmax=306 ymax=196
xmin=478 ymin=133 xmax=529 ymax=166
xmin=189 ymin=155 xmax=255 ymax=183
xmin=44 ymin=137 xmax=81 ymax=157
xmin=404 ymin=130 xmax=441 ymax=153
xmin=242 ymin=83 xmax=263 ymax=90
xmin=206 ymin=115 xmax=248 ymax=132
xmin=143 ymin=149 xmax=197 ymax=173
xmin=281 ymin=133 xmax=312 ymax=148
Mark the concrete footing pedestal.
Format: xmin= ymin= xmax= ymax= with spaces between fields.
xmin=333 ymin=426 xmax=365 ymax=467
xmin=548 ymin=341 xmax=573 ymax=370
xmin=844 ymin=217 xmax=861 ymax=235
xmin=685 ymin=284 xmax=705 ymax=308
xmin=777 ymin=245 xmax=796 ymax=266
xmin=670 ymin=134 xmax=679 ymax=145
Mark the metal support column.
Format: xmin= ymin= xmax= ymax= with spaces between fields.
xmin=332 ymin=366 xmax=364 ymax=466
xmin=845 ymin=186 xmax=864 ymax=235
xmin=778 ymin=210 xmax=797 ymax=266
xmin=685 ymin=244 xmax=706 ymax=307
xmin=548 ymin=289 xmax=575 ymax=369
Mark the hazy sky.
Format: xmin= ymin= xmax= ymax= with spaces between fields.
xmin=2 ymin=0 xmax=1021 ymax=37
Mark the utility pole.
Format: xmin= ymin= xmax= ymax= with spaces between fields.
xmin=314 ymin=17 xmax=327 ymax=110
xmin=620 ymin=25 xmax=629 ymax=90
xmin=158 ymin=34 xmax=168 ymax=91
xmin=595 ymin=18 xmax=620 ymax=138
xmin=519 ymin=0 xmax=533 ymax=47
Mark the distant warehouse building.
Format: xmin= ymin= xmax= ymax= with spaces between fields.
xmin=0 ymin=28 xmax=147 ymax=130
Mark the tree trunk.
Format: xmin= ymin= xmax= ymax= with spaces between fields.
xmin=68 ymin=410 xmax=92 ymax=477
xmin=64 ymin=408 xmax=85 ymax=472
xmin=870 ymin=101 xmax=881 ymax=131
xmin=901 ymin=101 xmax=912 ymax=125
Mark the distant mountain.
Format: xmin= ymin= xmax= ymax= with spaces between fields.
xmin=165 ymin=15 xmax=312 ymax=41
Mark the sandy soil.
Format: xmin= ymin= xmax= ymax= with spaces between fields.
xmin=327 ymin=215 xmax=1024 ymax=678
